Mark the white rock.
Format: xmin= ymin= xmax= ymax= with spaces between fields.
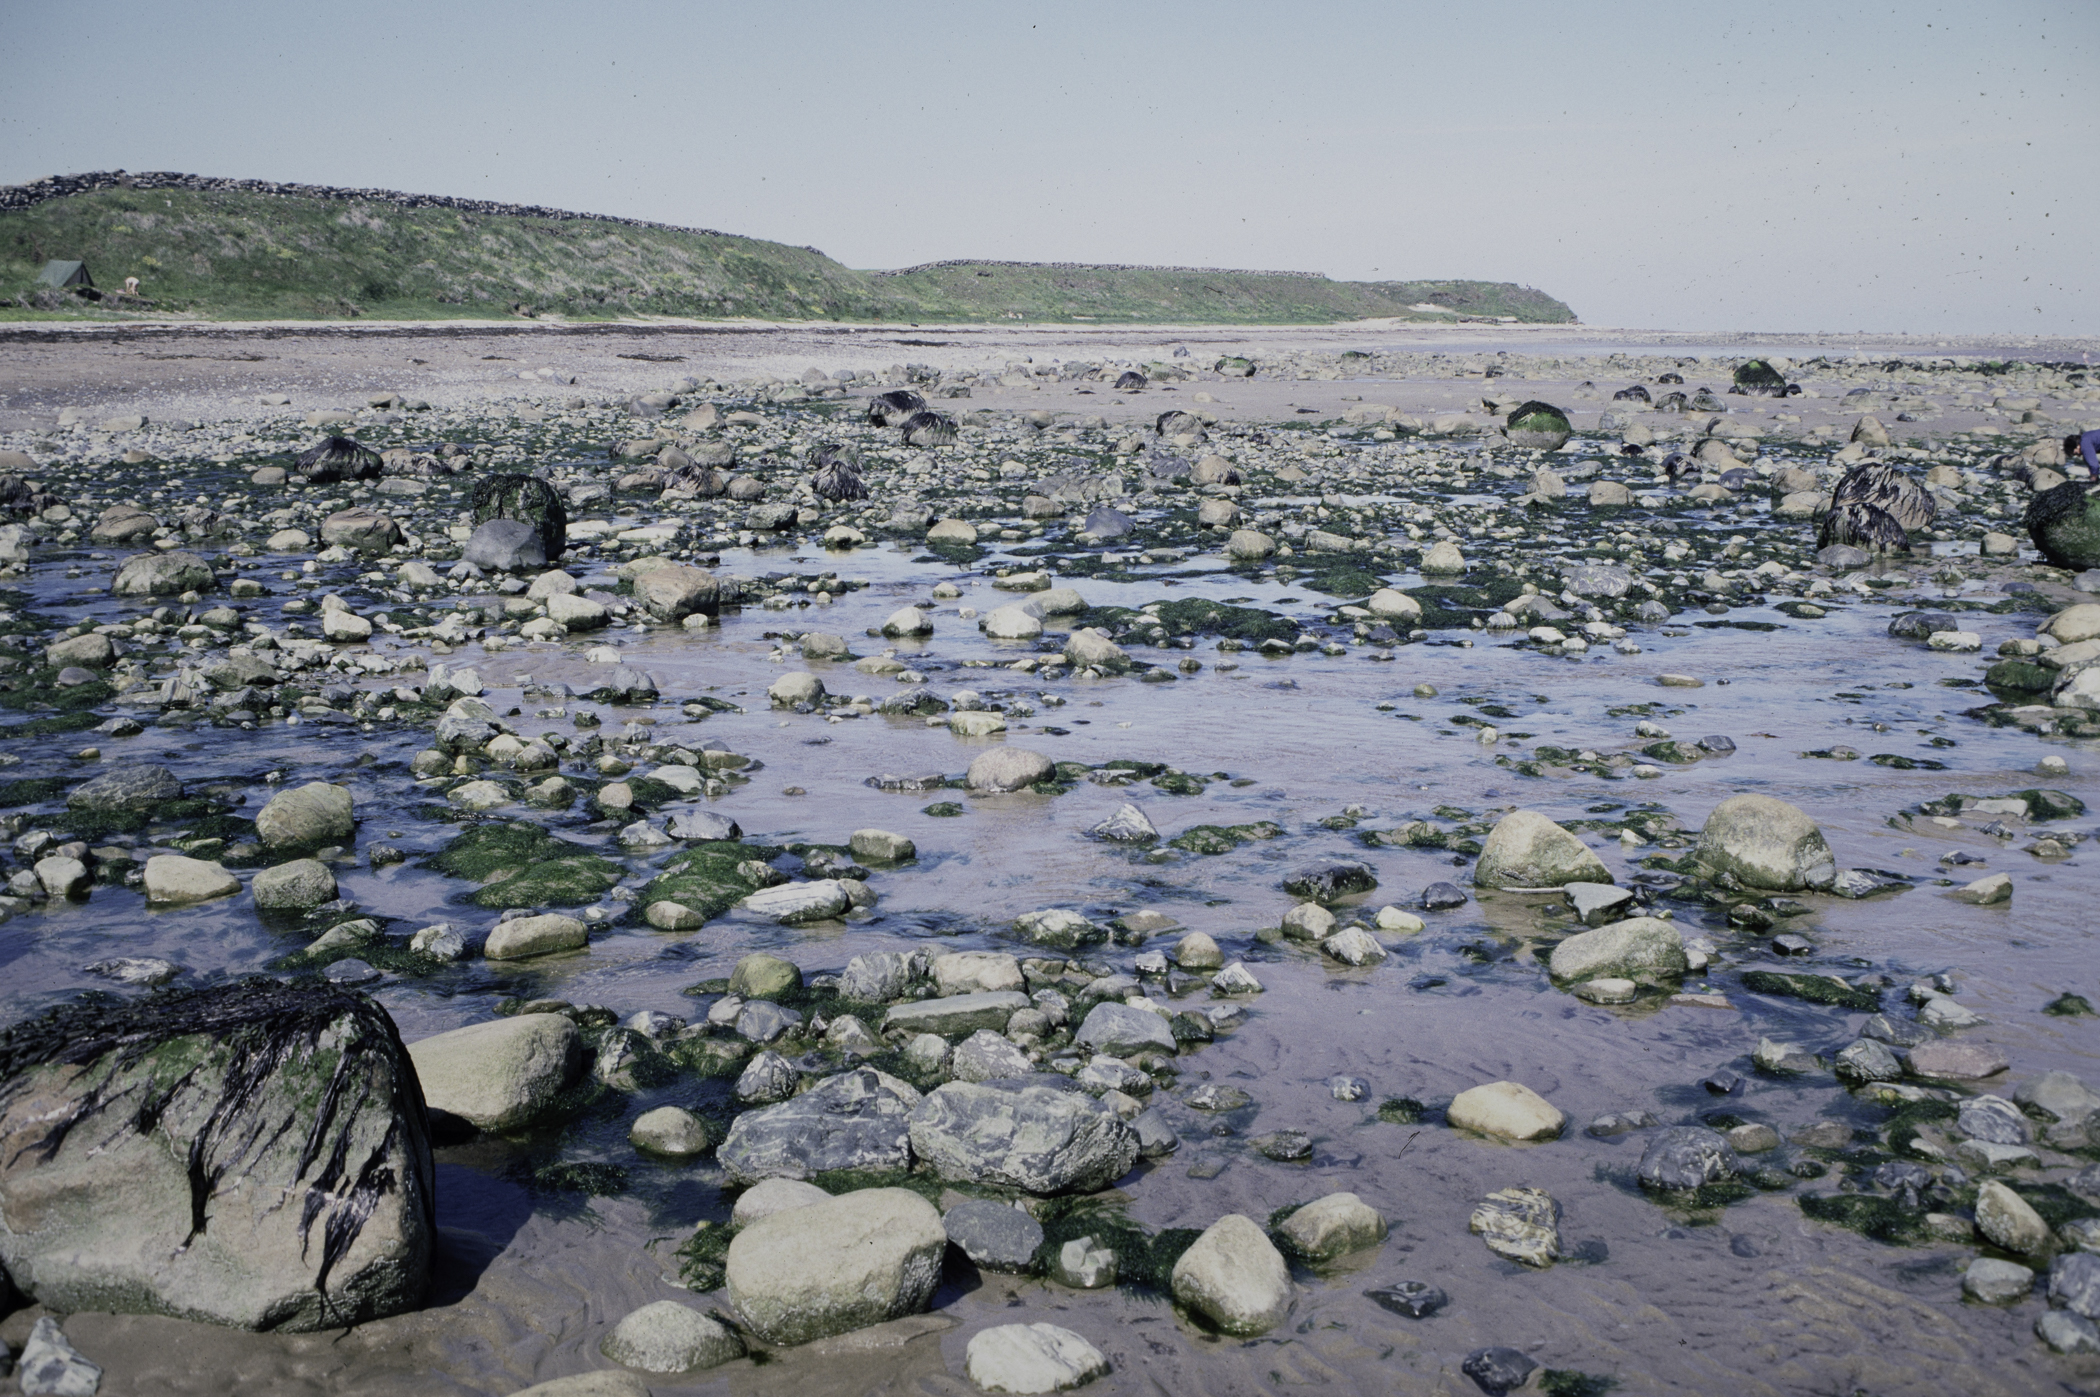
xmin=964 ymin=1323 xmax=1111 ymax=1394
xmin=1446 ymin=1081 xmax=1565 ymax=1141
xmin=1170 ymin=1214 xmax=1291 ymax=1336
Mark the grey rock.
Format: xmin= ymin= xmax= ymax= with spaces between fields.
xmin=1282 ymin=860 xmax=1378 ymax=903
xmin=255 ymin=781 xmax=356 ymax=850
xmin=967 ymin=747 xmax=1055 ymax=792
xmin=111 ymin=550 xmax=215 ymax=596
xmin=840 ymin=950 xmax=928 ymax=1003
xmin=1131 ymin=1108 xmax=1180 ymax=1157
xmin=599 ymin=1300 xmax=743 ymax=1373
xmin=463 ymin=518 xmax=547 ymax=572
xmin=1637 ymin=1126 xmax=1740 ymax=1190
xmin=1957 ymin=1095 xmax=2032 ymax=1146
xmin=951 ymin=1029 xmax=1033 ymax=1082
xmin=1693 ymin=794 xmax=1837 ymax=891
xmin=944 ymin=1198 xmax=1044 ymax=1273
xmin=734 ymin=1000 xmax=801 ymax=1043
xmin=0 ymin=982 xmax=432 ymax=1332
xmin=1079 ymin=507 xmax=1134 ymax=539
xmin=1365 ymin=1280 xmax=1446 ymax=1318
xmin=717 ymin=1068 xmax=921 ymax=1183
xmin=1170 ymin=1214 xmax=1292 ymax=1337
xmin=1087 ymin=803 xmax=1158 ymax=843
xmin=736 ymin=1050 xmax=801 ymax=1104
xmin=252 ymin=858 xmax=338 ymax=911
xmin=963 ymin=1323 xmax=1111 ymax=1395
xmin=883 ymin=991 xmax=1030 ymax=1037
xmin=81 ymin=957 xmax=183 ymax=987
xmin=17 ymin=1318 xmax=100 ymax=1397
xmin=1073 ymin=1001 xmax=1176 ymax=1056
xmin=409 ymin=1013 xmax=583 ymax=1133
xmin=2037 ymin=1310 xmax=2100 ymax=1355
xmin=1834 ymin=1037 xmax=1904 ymax=1084
xmin=909 ymin=1081 xmax=1139 ymax=1194
xmin=1461 ymin=1347 xmax=1537 ymax=1397
xmin=667 ymin=809 xmax=741 ymax=841
xmin=67 ymin=764 xmax=182 ymax=811
xmin=2051 ymin=1251 xmax=2100 ymax=1318
xmin=1963 ymin=1257 xmax=2034 ymax=1304
xmin=724 ymin=1187 xmax=946 ymax=1346
xmin=1051 ymin=1236 xmax=1116 ymax=1288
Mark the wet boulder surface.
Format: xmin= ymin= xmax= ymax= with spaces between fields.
xmin=0 ymin=978 xmax=433 ymax=1331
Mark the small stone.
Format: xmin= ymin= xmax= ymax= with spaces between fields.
xmin=1976 ymin=1179 xmax=2051 ymax=1255
xmin=484 ymin=913 xmax=588 ymax=960
xmin=1170 ymin=1214 xmax=1292 ymax=1336
xmin=1468 ymin=1188 xmax=1560 ymax=1267
xmin=599 ymin=1301 xmax=743 ymax=1374
xmin=630 ymin=1106 xmax=712 ymax=1157
xmin=944 ymin=1199 xmax=1045 ymax=1273
xmin=2037 ymin=1310 xmax=2100 ymax=1355
xmin=1051 ymin=1236 xmax=1117 ymax=1288
xmin=1962 ymin=1257 xmax=2034 ymax=1304
xmin=1909 ymin=1040 xmax=2011 ymax=1080
xmin=16 ymin=1318 xmax=102 ymax=1397
xmin=1461 ymin=1347 xmax=1538 ymax=1397
xmin=1275 ymin=1192 xmax=1386 ymax=1260
xmin=1364 ymin=1280 xmax=1447 ymax=1318
xmin=1638 ymin=1126 xmax=1740 ymax=1190
xmin=963 ymin=1323 xmax=1111 ymax=1395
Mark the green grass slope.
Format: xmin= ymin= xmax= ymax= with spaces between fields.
xmin=0 ymin=184 xmax=1576 ymax=324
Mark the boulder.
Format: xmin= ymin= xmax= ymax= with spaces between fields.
xmin=483 ymin=913 xmax=587 ymax=960
xmin=2027 ymin=482 xmax=2100 ymax=571
xmin=599 ymin=1300 xmax=743 ymax=1374
xmin=629 ymin=1106 xmax=712 ymax=1157
xmin=729 ymin=952 xmax=802 ymax=999
xmin=111 ymin=550 xmax=214 ymax=596
xmin=952 ymin=1030 xmax=1033 ymax=1082
xmin=142 ymin=854 xmax=240 ymax=904
xmin=717 ymin=1069 xmax=921 ymax=1183
xmin=1637 ymin=1126 xmax=1740 ymax=1190
xmin=1274 ymin=1193 xmax=1387 ymax=1261
xmin=0 ymin=980 xmax=432 ymax=1330
xmin=1547 ymin=916 xmax=1686 ymax=984
xmin=840 ymin=950 xmax=929 ymax=1003
xmin=965 ymin=1323 xmax=1111 ymax=1395
xmin=908 ymin=1082 xmax=1139 ymax=1194
xmin=1474 ymin=810 xmax=1612 ymax=889
xmin=1224 ymin=529 xmax=1275 ymax=561
xmin=251 ymin=858 xmax=338 ymax=911
xmin=631 ymin=565 xmax=720 ymax=622
xmin=294 ymin=436 xmax=382 ymax=483
xmin=1170 ymin=1214 xmax=1291 ymax=1336
xmin=1505 ymin=401 xmax=1572 ymax=451
xmin=740 ymin=879 xmax=850 ymax=923
xmin=462 ymin=519 xmax=547 ymax=572
xmin=1073 ymin=1002 xmax=1175 ymax=1056
xmin=967 ymin=747 xmax=1055 ymax=792
xmin=68 ymin=763 xmax=182 ymax=811
xmin=45 ymin=632 xmax=114 ymax=670
xmin=731 ymin=1178 xmax=831 ymax=1228
xmin=944 ymin=1199 xmax=1045 ymax=1273
xmin=319 ymin=507 xmax=402 ymax=553
xmin=255 ymin=781 xmax=356 ymax=851
xmin=471 ymin=473 xmax=567 ymax=559
xmin=408 ymin=1013 xmax=582 ymax=1132
xmin=1446 ymin=1081 xmax=1564 ymax=1142
xmin=1692 ymin=794 xmax=1837 ymax=891
xmin=1366 ymin=589 xmax=1423 ymax=622
xmin=724 ymin=1187 xmax=946 ymax=1345
xmin=1976 ymin=1179 xmax=2051 ymax=1255
xmin=1063 ymin=629 xmax=1130 ymax=672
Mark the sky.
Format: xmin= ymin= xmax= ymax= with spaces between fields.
xmin=2 ymin=0 xmax=2096 ymax=335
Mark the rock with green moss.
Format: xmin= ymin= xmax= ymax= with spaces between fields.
xmin=2027 ymin=482 xmax=2100 ymax=571
xmin=471 ymin=473 xmax=567 ymax=560
xmin=255 ymin=781 xmax=356 ymax=851
xmin=1505 ymin=401 xmax=1572 ymax=451
xmin=729 ymin=953 xmax=802 ymax=1000
xmin=0 ymin=979 xmax=433 ymax=1331
xmin=432 ymin=823 xmax=623 ymax=909
xmin=1732 ymin=360 xmax=1789 ymax=395
xmin=1692 ymin=794 xmax=1836 ymax=891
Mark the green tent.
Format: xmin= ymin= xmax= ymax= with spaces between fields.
xmin=37 ymin=260 xmax=92 ymax=289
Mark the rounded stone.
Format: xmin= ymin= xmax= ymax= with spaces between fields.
xmin=964 ymin=1323 xmax=1111 ymax=1394
xmin=251 ymin=858 xmax=338 ymax=911
xmin=1692 ymin=794 xmax=1837 ymax=891
xmin=1474 ymin=810 xmax=1612 ymax=890
xmin=1446 ymin=1081 xmax=1565 ymax=1142
xmin=407 ymin=1014 xmax=584 ymax=1132
xmin=598 ymin=1300 xmax=743 ymax=1374
xmin=724 ymin=1187 xmax=947 ymax=1346
xmin=1548 ymin=917 xmax=1688 ymax=984
xmin=255 ymin=782 xmax=357 ymax=851
xmin=629 ymin=1106 xmax=712 ymax=1157
xmin=1170 ymin=1214 xmax=1292 ymax=1337
xmin=967 ymin=748 xmax=1055 ymax=793
xmin=142 ymin=854 xmax=240 ymax=904
xmin=484 ymin=913 xmax=588 ymax=960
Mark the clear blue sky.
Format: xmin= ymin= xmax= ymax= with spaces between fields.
xmin=3 ymin=0 xmax=2094 ymax=334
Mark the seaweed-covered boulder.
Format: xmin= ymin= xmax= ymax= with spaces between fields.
xmin=1636 ymin=1126 xmax=1739 ymax=1190
xmin=717 ymin=1068 xmax=921 ymax=1183
xmin=0 ymin=979 xmax=433 ymax=1331
xmin=295 ymin=436 xmax=382 ymax=483
xmin=471 ymin=473 xmax=567 ymax=561
xmin=901 ymin=411 xmax=957 ymax=448
xmin=2027 ymin=481 xmax=2100 ymax=570
xmin=1817 ymin=499 xmax=1911 ymax=554
xmin=1831 ymin=462 xmax=1934 ymax=531
xmin=910 ymin=1082 xmax=1138 ymax=1195
xmin=809 ymin=444 xmax=867 ymax=502
xmin=867 ymin=389 xmax=926 ymax=427
xmin=1504 ymin=401 xmax=1572 ymax=452
xmin=1732 ymin=360 xmax=1789 ymax=395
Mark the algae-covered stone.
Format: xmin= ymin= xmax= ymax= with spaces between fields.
xmin=1976 ymin=1179 xmax=2051 ymax=1255
xmin=0 ymin=979 xmax=433 ymax=1331
xmin=724 ymin=1187 xmax=946 ymax=1345
xmin=2027 ymin=482 xmax=2100 ymax=571
xmin=408 ymin=1013 xmax=582 ymax=1132
xmin=471 ymin=472 xmax=567 ymax=560
xmin=1170 ymin=1214 xmax=1291 ymax=1336
xmin=255 ymin=781 xmax=356 ymax=851
xmin=1547 ymin=917 xmax=1687 ymax=984
xmin=631 ymin=564 xmax=720 ymax=621
xmin=1505 ymin=401 xmax=1572 ymax=451
xmin=729 ymin=952 xmax=802 ymax=1000
xmin=1693 ymin=794 xmax=1836 ymax=891
xmin=1469 ymin=1187 xmax=1560 ymax=1267
xmin=69 ymin=763 xmax=183 ymax=811
xmin=1474 ymin=810 xmax=1611 ymax=889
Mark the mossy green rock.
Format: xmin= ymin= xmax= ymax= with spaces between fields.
xmin=2026 ymin=482 xmax=2100 ymax=570
xmin=729 ymin=953 xmax=802 ymax=1000
xmin=636 ymin=841 xmax=774 ymax=923
xmin=1505 ymin=401 xmax=1572 ymax=451
xmin=430 ymin=822 xmax=621 ymax=909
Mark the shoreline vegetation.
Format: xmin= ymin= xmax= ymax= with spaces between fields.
xmin=0 ymin=171 xmax=1577 ymax=327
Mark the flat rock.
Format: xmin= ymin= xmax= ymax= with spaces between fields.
xmin=717 ymin=1068 xmax=921 ymax=1183
xmin=883 ymin=991 xmax=1030 ymax=1037
xmin=1909 ymin=1040 xmax=2011 ymax=1080
xmin=964 ymin=1322 xmax=1110 ymax=1394
xmin=1447 ymin=1081 xmax=1565 ymax=1141
xmin=944 ymin=1198 xmax=1046 ymax=1273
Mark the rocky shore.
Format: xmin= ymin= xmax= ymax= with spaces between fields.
xmin=0 ymin=331 xmax=2097 ymax=1394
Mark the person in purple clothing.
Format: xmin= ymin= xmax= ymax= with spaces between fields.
xmin=2065 ymin=431 xmax=2100 ymax=479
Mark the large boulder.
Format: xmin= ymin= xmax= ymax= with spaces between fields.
xmin=251 ymin=858 xmax=338 ymax=911
xmin=1504 ymin=401 xmax=1572 ymax=451
xmin=724 ymin=1187 xmax=946 ymax=1345
xmin=631 ymin=565 xmax=720 ymax=622
xmin=471 ymin=473 xmax=567 ymax=560
xmin=142 ymin=854 xmax=239 ymax=904
xmin=1073 ymin=1002 xmax=1175 ymax=1056
xmin=255 ymin=781 xmax=356 ymax=850
xmin=319 ymin=507 xmax=402 ymax=554
xmin=463 ymin=519 xmax=547 ymax=572
xmin=1473 ymin=811 xmax=1612 ymax=890
xmin=295 ymin=435 xmax=383 ymax=483
xmin=2028 ymin=481 xmax=2100 ymax=570
xmin=967 ymin=747 xmax=1055 ymax=792
xmin=717 ymin=1068 xmax=921 ymax=1183
xmin=1170 ymin=1214 xmax=1291 ymax=1336
xmin=406 ymin=1013 xmax=583 ymax=1132
xmin=1692 ymin=794 xmax=1836 ymax=891
xmin=68 ymin=763 xmax=182 ymax=811
xmin=1547 ymin=916 xmax=1687 ymax=984
xmin=908 ymin=1082 xmax=1139 ymax=1194
xmin=0 ymin=980 xmax=433 ymax=1330
xmin=112 ymin=550 xmax=214 ymax=596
